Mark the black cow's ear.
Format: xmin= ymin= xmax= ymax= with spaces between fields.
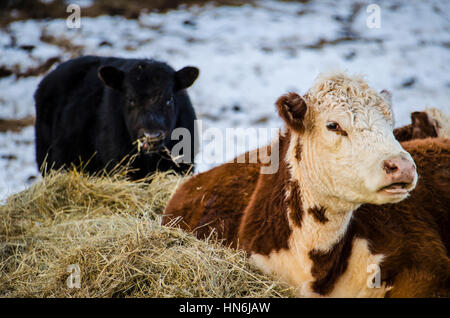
xmin=174 ymin=66 xmax=199 ymax=91
xmin=98 ymin=66 xmax=124 ymax=90
xmin=276 ymin=92 xmax=308 ymax=133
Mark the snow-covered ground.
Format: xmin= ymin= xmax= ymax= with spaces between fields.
xmin=0 ymin=0 xmax=449 ymax=200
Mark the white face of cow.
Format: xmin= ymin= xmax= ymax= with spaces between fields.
xmin=277 ymin=73 xmax=417 ymax=209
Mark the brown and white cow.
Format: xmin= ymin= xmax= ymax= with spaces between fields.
xmin=163 ymin=73 xmax=450 ymax=297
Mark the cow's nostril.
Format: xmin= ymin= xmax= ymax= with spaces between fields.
xmin=155 ymin=131 xmax=163 ymax=138
xmin=138 ymin=130 xmax=164 ymax=140
xmin=383 ymin=160 xmax=399 ymax=174
xmin=147 ymin=131 xmax=164 ymax=140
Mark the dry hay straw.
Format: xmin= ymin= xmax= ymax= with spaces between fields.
xmin=0 ymin=168 xmax=294 ymax=298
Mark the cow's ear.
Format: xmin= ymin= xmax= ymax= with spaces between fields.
xmin=98 ymin=66 xmax=124 ymax=90
xmin=411 ymin=111 xmax=438 ymax=138
xmin=276 ymin=92 xmax=308 ymax=133
xmin=174 ymin=66 xmax=199 ymax=91
xmin=411 ymin=111 xmax=430 ymax=127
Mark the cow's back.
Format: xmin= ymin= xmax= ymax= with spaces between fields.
xmin=34 ymin=56 xmax=106 ymax=170
xmin=35 ymin=56 xmax=104 ymax=116
xmin=163 ymin=160 xmax=261 ymax=247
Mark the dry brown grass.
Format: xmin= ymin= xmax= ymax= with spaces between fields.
xmin=0 ymin=168 xmax=294 ymax=298
xmin=0 ymin=0 xmax=251 ymax=26
xmin=0 ymin=116 xmax=35 ymax=133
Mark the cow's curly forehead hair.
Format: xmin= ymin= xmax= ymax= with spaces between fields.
xmin=304 ymin=72 xmax=394 ymax=126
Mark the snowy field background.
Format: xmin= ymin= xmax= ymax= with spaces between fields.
xmin=0 ymin=0 xmax=449 ymax=200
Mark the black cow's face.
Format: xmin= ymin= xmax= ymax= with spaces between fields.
xmin=98 ymin=62 xmax=199 ymax=154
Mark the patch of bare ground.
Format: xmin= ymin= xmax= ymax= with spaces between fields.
xmin=0 ymin=0 xmax=252 ymax=27
xmin=305 ymin=36 xmax=383 ymax=49
xmin=0 ymin=57 xmax=61 ymax=79
xmin=39 ymin=30 xmax=84 ymax=57
xmin=0 ymin=116 xmax=35 ymax=133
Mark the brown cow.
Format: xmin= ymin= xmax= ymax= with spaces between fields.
xmin=394 ymin=107 xmax=449 ymax=142
xmin=163 ymin=73 xmax=450 ymax=297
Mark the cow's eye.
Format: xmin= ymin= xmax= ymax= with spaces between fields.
xmin=326 ymin=121 xmax=347 ymax=136
xmin=326 ymin=122 xmax=340 ymax=131
xmin=128 ymin=98 xmax=136 ymax=107
xmin=166 ymin=96 xmax=174 ymax=106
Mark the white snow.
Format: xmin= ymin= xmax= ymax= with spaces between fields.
xmin=0 ymin=0 xmax=449 ymax=201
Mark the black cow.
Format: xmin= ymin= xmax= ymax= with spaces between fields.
xmin=34 ymin=55 xmax=199 ymax=179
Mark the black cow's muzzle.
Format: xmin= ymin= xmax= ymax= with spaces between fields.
xmin=134 ymin=129 xmax=165 ymax=154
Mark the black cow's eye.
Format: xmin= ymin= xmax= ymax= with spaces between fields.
xmin=166 ymin=96 xmax=174 ymax=106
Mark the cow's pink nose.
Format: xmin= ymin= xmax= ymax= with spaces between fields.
xmin=383 ymin=157 xmax=416 ymax=184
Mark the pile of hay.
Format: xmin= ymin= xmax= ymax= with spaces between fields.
xmin=0 ymin=168 xmax=294 ymax=297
